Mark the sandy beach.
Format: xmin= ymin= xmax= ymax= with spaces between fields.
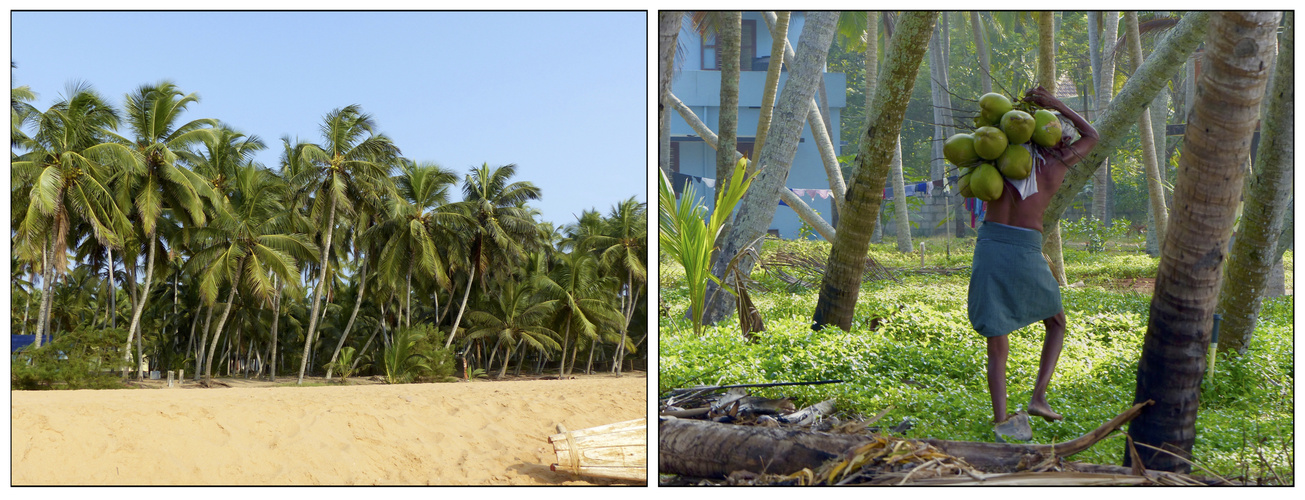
xmin=11 ymin=373 xmax=647 ymax=485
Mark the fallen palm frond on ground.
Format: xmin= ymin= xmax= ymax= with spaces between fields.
xmin=658 ymin=386 xmax=1232 ymax=486
xmin=758 ymin=247 xmax=899 ymax=291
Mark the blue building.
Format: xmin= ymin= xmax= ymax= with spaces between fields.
xmin=667 ymin=12 xmax=846 ymax=239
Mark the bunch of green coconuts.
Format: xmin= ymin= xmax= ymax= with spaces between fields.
xmin=946 ymin=92 xmax=1062 ymax=202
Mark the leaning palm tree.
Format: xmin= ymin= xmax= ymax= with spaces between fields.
xmin=12 ymin=82 xmax=135 ymax=348
xmin=287 ymin=104 xmax=400 ymax=384
xmin=443 ymin=162 xmax=542 ymax=349
xmin=587 ymin=198 xmax=647 ymax=372
xmin=187 ymin=164 xmax=317 ymax=382
xmin=115 ymin=81 xmax=219 ymax=378
xmin=538 ymin=249 xmax=622 ymax=375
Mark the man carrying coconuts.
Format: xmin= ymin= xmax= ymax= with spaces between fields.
xmin=963 ymin=86 xmax=1098 ymax=441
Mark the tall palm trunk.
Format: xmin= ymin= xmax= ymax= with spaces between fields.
xmin=658 ymin=11 xmax=684 ymax=177
xmin=404 ymin=266 xmax=412 ymax=328
xmin=326 ymin=257 xmax=368 ymax=379
xmin=1126 ymin=11 xmax=1280 ymax=473
xmin=125 ymin=235 xmax=158 ymax=379
xmin=445 ymin=267 xmax=476 ymax=349
xmin=699 ymin=11 xmax=841 ymax=326
xmin=106 ymin=246 xmax=116 ymax=329
xmin=33 ymin=241 xmax=53 ymax=348
xmin=298 ymin=193 xmax=337 ymax=384
xmin=811 ymin=12 xmax=937 ymax=331
xmin=1037 ymin=12 xmax=1056 ymax=91
xmin=195 ymin=304 xmax=215 ymax=381
xmin=715 ymin=11 xmax=742 ymax=203
xmin=205 ymin=279 xmax=242 ymax=382
xmin=556 ymin=320 xmax=571 ymax=375
xmin=269 ymin=278 xmax=281 ymax=381
xmin=928 ymin=19 xmax=953 ymax=182
xmin=1126 ymin=12 xmax=1169 ymax=249
xmin=351 ymin=322 xmax=383 ymax=373
xmin=1216 ymin=12 xmax=1293 ymax=354
xmin=753 ymin=11 xmax=789 ymax=157
xmin=1092 ymin=12 xmax=1119 ymax=226
xmin=890 ymin=138 xmax=912 ymax=252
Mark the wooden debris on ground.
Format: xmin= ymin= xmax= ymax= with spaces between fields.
xmin=658 ymin=392 xmax=1232 ymax=485
xmin=757 ymin=247 xmax=899 ymax=291
xmin=548 ymin=418 xmax=646 ymax=483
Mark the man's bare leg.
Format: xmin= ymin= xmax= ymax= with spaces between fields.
xmin=1029 ymin=311 xmax=1066 ymax=421
xmin=986 ymin=334 xmax=1010 ymax=423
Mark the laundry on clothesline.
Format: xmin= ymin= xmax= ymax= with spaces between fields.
xmin=884 ymin=175 xmax=961 ymax=200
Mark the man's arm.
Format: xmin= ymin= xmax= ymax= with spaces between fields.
xmin=1023 ymin=86 xmax=1098 ymax=160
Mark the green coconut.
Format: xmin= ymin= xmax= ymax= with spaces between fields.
xmin=958 ymin=172 xmax=974 ymax=198
xmin=973 ymin=126 xmax=1008 ymax=160
xmin=997 ymin=144 xmax=1033 ymax=180
xmin=1000 ymin=109 xmax=1035 ymax=145
xmin=1032 ymin=109 xmax=1063 ymax=147
xmin=970 ymin=163 xmax=1004 ymax=202
xmin=978 ymin=93 xmax=1014 ymax=126
xmin=943 ymin=133 xmax=980 ymax=167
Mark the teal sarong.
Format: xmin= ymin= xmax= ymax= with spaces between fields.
xmin=968 ymin=222 xmax=1062 ymax=338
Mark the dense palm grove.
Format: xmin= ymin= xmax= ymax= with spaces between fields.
xmin=11 ymin=81 xmax=647 ymax=386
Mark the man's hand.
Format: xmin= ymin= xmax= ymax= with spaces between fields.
xmin=1022 ymin=86 xmax=1065 ymax=111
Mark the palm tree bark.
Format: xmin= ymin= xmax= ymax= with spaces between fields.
xmin=445 ymin=268 xmax=475 ymax=349
xmin=269 ymin=278 xmax=281 ymax=381
xmin=698 ymin=11 xmax=840 ymax=326
xmin=1041 ymin=12 xmax=1210 ymax=281
xmin=326 ymin=257 xmax=368 ymax=379
xmin=194 ymin=304 xmax=215 ymax=381
xmin=871 ymin=15 xmax=911 ymax=253
xmin=1092 ymin=12 xmax=1119 ymax=226
xmin=298 ymin=193 xmax=337 ymax=384
xmin=1038 ymin=12 xmax=1056 ymax=91
xmin=350 ymin=322 xmax=383 ymax=373
xmin=928 ymin=19 xmax=953 ymax=182
xmin=1145 ymin=88 xmax=1171 ymax=256
xmin=659 ymin=11 xmax=683 ymax=177
xmin=715 ymin=12 xmax=742 ymax=203
xmin=106 ymin=246 xmax=116 ymax=329
xmin=811 ymin=12 xmax=937 ymax=331
xmin=33 ymin=242 xmax=53 ymax=349
xmin=753 ymin=12 xmax=789 ymax=157
xmin=1215 ymin=12 xmax=1292 ymax=355
xmin=1126 ymin=11 xmax=1280 ymax=473
xmin=124 ymin=235 xmax=158 ymax=379
xmin=1127 ymin=12 xmax=1170 ymax=248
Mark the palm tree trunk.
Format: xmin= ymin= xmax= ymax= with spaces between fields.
xmin=106 ymin=246 xmax=116 ymax=329
xmin=567 ymin=336 xmax=580 ymax=375
xmin=585 ymin=338 xmax=596 ymax=375
xmin=890 ymin=138 xmax=912 ymax=252
xmin=1126 ymin=11 xmax=1280 ymax=473
xmin=971 ymin=11 xmax=991 ymax=94
xmin=1041 ymin=12 xmax=1210 ymax=282
xmin=1216 ymin=12 xmax=1293 ymax=355
xmin=405 ymin=266 xmax=412 ymax=328
xmin=556 ymin=320 xmax=571 ymax=375
xmin=753 ymin=11 xmax=789 ymax=157
xmin=326 ymin=257 xmax=368 ymax=379
xmin=1038 ymin=12 xmax=1057 ymax=91
xmin=299 ymin=193 xmax=337 ymax=384
xmin=812 ymin=11 xmax=937 ymax=331
xmin=269 ymin=278 xmax=281 ymax=381
xmin=195 ymin=304 xmax=215 ymax=381
xmin=1125 ymin=12 xmax=1170 ymax=250
xmin=351 ymin=322 xmax=383 ymax=373
xmin=34 ymin=240 xmax=53 ymax=349
xmin=205 ymin=283 xmax=241 ymax=382
xmin=715 ymin=11 xmax=741 ymax=204
xmin=445 ymin=267 xmax=476 ymax=349
xmin=658 ymin=11 xmax=683 ymax=177
xmin=125 ymin=236 xmax=158 ymax=379
xmin=699 ymin=11 xmax=841 ymax=326
xmin=928 ymin=19 xmax=952 ymax=182
xmin=1092 ymin=12 xmax=1119 ymax=226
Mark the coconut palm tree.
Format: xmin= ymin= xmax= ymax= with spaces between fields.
xmin=810 ymin=12 xmax=936 ymax=331
xmin=12 ymin=82 xmax=135 ymax=348
xmin=1125 ymin=11 xmax=1280 ymax=473
xmin=443 ymin=162 xmax=542 ymax=349
xmin=188 ymin=164 xmax=317 ymax=382
xmin=539 ymin=249 xmax=621 ymax=375
xmin=1124 ymin=12 xmax=1170 ymax=250
xmin=287 ymin=104 xmax=400 ymax=384
xmin=465 ymin=279 xmax=560 ymax=379
xmin=1091 ymin=13 xmax=1120 ymax=227
xmin=659 ymin=11 xmax=684 ymax=177
xmin=587 ymin=198 xmax=647 ymax=373
xmin=116 ymin=81 xmax=219 ymax=378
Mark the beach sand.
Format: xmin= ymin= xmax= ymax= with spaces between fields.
xmin=11 ymin=373 xmax=647 ymax=485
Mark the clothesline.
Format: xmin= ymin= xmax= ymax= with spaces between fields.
xmin=670 ymin=172 xmax=961 ymax=201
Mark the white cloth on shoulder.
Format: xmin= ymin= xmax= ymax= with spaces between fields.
xmin=1008 ymin=144 xmax=1044 ymax=200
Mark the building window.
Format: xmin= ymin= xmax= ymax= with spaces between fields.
xmin=701 ymin=19 xmax=758 ymax=71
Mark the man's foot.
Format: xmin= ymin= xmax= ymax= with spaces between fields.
xmin=993 ymin=411 xmax=1032 ymax=442
xmin=1028 ymin=402 xmax=1063 ymax=422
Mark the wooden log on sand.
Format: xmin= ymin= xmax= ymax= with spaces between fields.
xmin=659 ymin=401 xmax=1153 ymax=478
xmin=549 ymin=418 xmax=646 ymax=483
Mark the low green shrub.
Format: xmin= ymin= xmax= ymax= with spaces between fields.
xmin=12 ymin=327 xmax=130 ymax=390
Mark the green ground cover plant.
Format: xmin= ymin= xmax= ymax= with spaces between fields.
xmin=660 ymin=236 xmax=1293 ymax=483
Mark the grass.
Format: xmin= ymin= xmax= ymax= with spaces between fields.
xmin=659 ymin=235 xmax=1294 ymax=483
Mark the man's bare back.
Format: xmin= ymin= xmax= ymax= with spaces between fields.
xmin=981 ymin=87 xmax=1099 ymax=232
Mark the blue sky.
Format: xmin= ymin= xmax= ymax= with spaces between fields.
xmin=10 ymin=11 xmax=647 ymax=227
